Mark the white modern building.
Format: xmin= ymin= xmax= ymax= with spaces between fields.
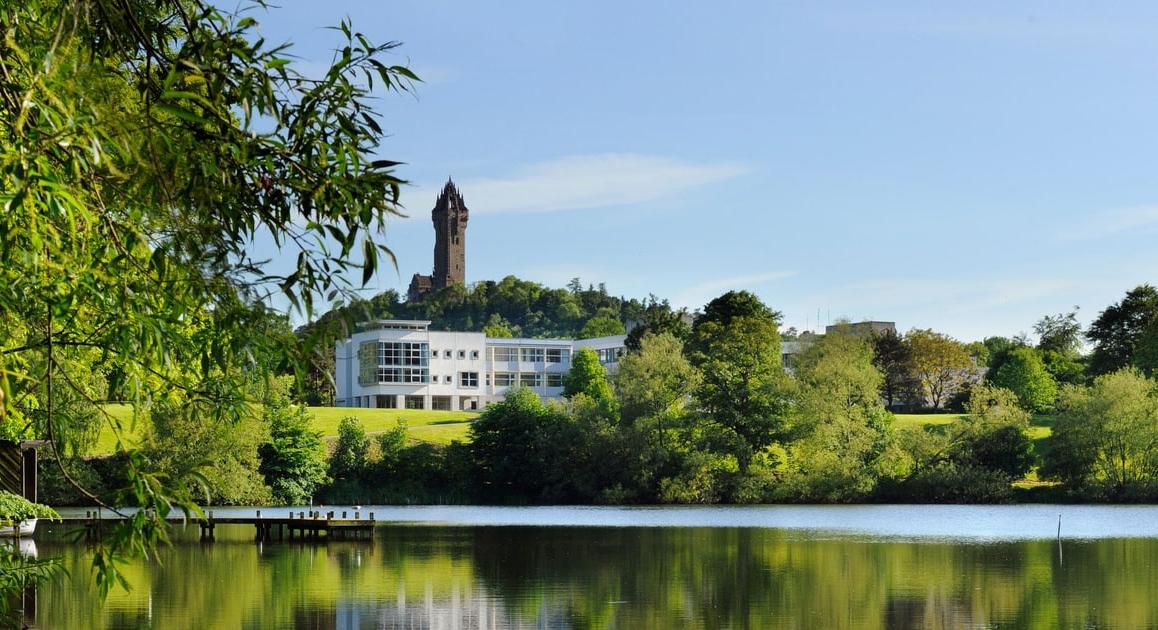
xmin=334 ymin=320 xmax=627 ymax=411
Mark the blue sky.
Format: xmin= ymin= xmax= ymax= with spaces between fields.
xmin=254 ymin=1 xmax=1158 ymax=341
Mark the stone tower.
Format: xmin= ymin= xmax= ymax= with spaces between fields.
xmin=408 ymin=179 xmax=468 ymax=301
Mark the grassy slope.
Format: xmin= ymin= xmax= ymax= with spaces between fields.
xmin=896 ymin=412 xmax=1057 ymax=486
xmin=93 ymin=405 xmax=476 ymax=455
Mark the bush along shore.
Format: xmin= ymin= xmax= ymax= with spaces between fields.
xmin=35 ymin=287 xmax=1158 ymax=507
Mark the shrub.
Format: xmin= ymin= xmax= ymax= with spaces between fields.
xmin=0 ymin=491 xmax=60 ymax=522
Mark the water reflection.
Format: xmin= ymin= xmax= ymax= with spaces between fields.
xmin=30 ymin=522 xmax=1158 ymax=629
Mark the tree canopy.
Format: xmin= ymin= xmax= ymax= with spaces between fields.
xmin=990 ymin=346 xmax=1058 ymax=413
xmin=905 ymin=329 xmax=973 ymax=410
xmin=0 ymin=0 xmax=416 ymax=591
xmin=1087 ymin=285 xmax=1158 ymax=376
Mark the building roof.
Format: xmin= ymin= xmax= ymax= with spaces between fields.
xmin=357 ymin=320 xmax=432 ymax=331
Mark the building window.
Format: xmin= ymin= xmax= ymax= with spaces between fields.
xmin=494 ymin=372 xmax=515 ymax=387
xmin=519 ymin=373 xmax=542 ymax=387
xmin=485 ymin=373 xmax=491 ymax=386
xmin=546 ymin=348 xmax=568 ymax=363
xmin=431 ymin=349 xmax=439 ymax=358
xmin=471 ymin=350 xmax=480 ymax=360
xmin=597 ymin=347 xmax=624 ymax=364
xmin=431 ymin=396 xmax=451 ymax=411
xmin=405 ymin=395 xmax=425 ymax=410
xmin=458 ymin=350 xmax=466 ymax=359
xmin=377 ymin=367 xmax=400 ymax=383
xmin=520 ymin=347 xmax=544 ymax=363
xmin=547 ymin=373 xmax=564 ymax=388
xmin=444 ymin=350 xmax=452 ymax=359
xmin=493 ymin=347 xmax=518 ymax=362
xmin=374 ymin=366 xmax=428 ymax=384
xmin=460 ymin=372 xmax=479 ymax=388
xmin=445 ymin=375 xmax=453 ymax=385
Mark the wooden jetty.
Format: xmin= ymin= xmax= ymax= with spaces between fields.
xmin=62 ymin=509 xmax=376 ymax=542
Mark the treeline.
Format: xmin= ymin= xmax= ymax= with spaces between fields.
xmin=296 ymin=276 xmax=682 ymax=404
xmin=40 ymin=377 xmax=330 ymax=508
xmin=871 ymin=285 xmax=1158 ymax=415
xmin=37 ymin=284 xmax=1158 ymax=506
xmin=319 ymin=285 xmax=1158 ymax=505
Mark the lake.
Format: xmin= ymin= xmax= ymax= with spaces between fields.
xmin=20 ymin=505 xmax=1158 ymax=628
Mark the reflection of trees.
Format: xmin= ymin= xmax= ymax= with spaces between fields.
xmin=27 ymin=524 xmax=1158 ymax=629
xmin=469 ymin=528 xmax=1158 ymax=629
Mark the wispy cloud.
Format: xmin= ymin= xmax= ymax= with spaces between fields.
xmin=672 ymin=271 xmax=797 ymax=311
xmin=408 ymin=153 xmax=749 ymax=215
xmin=1057 ymin=205 xmax=1158 ymax=242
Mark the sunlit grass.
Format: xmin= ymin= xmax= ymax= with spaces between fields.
xmin=93 ymin=405 xmax=477 ymax=455
xmin=307 ymin=406 xmax=476 ymax=439
xmin=893 ymin=413 xmax=967 ymax=430
xmin=897 ymin=412 xmax=1057 ymax=484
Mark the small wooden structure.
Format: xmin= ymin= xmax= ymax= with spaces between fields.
xmin=0 ymin=439 xmax=45 ymax=502
xmin=67 ymin=509 xmax=377 ymax=542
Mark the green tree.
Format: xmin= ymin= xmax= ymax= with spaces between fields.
xmin=258 ymin=395 xmax=329 ymax=506
xmin=145 ymin=401 xmax=272 ymax=505
xmin=1087 ymin=285 xmax=1158 ymax=376
xmin=964 ymin=341 xmax=991 ymax=367
xmin=956 ymin=384 xmax=1033 ymax=479
xmin=469 ymin=388 xmax=578 ymax=501
xmin=1033 ymin=309 xmax=1086 ymax=385
xmin=615 ymin=333 xmax=700 ymax=425
xmin=624 ymin=299 xmax=690 ymax=351
xmin=990 ymin=346 xmax=1058 ymax=413
xmin=1132 ymin=318 xmax=1158 ymax=378
xmin=906 ymin=329 xmax=973 ymax=410
xmin=0 ymin=0 xmax=416 ymax=591
xmin=563 ymin=347 xmax=615 ymax=403
xmin=328 ymin=417 xmax=370 ymax=485
xmin=690 ymin=302 xmax=791 ymax=474
xmin=787 ymin=327 xmax=894 ymax=501
xmin=691 ymin=290 xmax=780 ymax=337
xmin=482 ymin=314 xmax=517 ymax=338
xmin=1035 ymin=309 xmax=1083 ymax=356
xmin=964 ymin=383 xmax=1031 ymax=428
xmin=870 ymin=329 xmax=920 ymax=409
xmin=1044 ymin=369 xmax=1158 ymax=495
xmin=580 ymin=315 xmax=626 ymax=338
xmin=982 ymin=336 xmax=1018 ymax=367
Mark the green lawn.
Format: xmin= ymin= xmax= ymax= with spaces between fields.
xmin=893 ymin=413 xmax=966 ymax=431
xmin=897 ymin=412 xmax=1058 ymax=486
xmin=895 ymin=412 xmax=1054 ymax=439
xmin=306 ymin=406 xmax=475 ymax=443
xmin=92 ymin=405 xmax=477 ymax=455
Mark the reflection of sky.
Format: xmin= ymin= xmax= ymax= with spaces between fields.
xmin=53 ymin=504 xmax=1158 ymax=541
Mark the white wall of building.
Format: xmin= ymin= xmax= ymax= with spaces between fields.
xmin=334 ymin=320 xmax=627 ymax=411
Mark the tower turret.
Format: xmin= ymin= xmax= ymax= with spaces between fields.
xmin=432 ymin=179 xmax=468 ymax=290
xmin=408 ymin=179 xmax=469 ymax=301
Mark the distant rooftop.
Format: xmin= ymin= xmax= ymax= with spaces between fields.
xmin=357 ymin=320 xmax=432 ymax=332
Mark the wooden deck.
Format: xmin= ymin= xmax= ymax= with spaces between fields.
xmin=61 ymin=509 xmax=377 ymax=542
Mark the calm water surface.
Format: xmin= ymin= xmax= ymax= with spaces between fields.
xmin=23 ymin=505 xmax=1158 ymax=629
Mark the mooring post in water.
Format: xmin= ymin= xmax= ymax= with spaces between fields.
xmin=1057 ymin=514 xmax=1062 ymax=540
